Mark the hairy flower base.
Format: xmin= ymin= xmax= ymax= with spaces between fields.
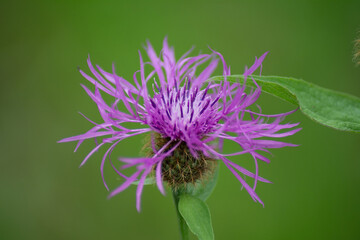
xmin=145 ymin=133 xmax=217 ymax=188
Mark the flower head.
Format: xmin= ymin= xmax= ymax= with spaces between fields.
xmin=59 ymin=38 xmax=300 ymax=211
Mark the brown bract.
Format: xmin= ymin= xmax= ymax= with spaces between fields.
xmin=142 ymin=133 xmax=217 ymax=188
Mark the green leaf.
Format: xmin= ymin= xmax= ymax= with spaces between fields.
xmin=131 ymin=177 xmax=155 ymax=185
xmin=210 ymin=75 xmax=360 ymax=133
xmin=178 ymin=195 xmax=214 ymax=240
xmin=185 ymin=164 xmax=219 ymax=201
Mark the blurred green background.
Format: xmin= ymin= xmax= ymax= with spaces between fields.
xmin=1 ymin=0 xmax=360 ymax=239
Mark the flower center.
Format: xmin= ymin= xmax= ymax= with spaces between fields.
xmin=147 ymin=81 xmax=221 ymax=140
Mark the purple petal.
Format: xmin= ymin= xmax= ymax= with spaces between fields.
xmin=136 ymin=167 xmax=153 ymax=212
xmin=108 ymin=170 xmax=142 ymax=198
xmin=155 ymin=160 xmax=165 ymax=195
xmin=80 ymin=143 xmax=104 ymax=167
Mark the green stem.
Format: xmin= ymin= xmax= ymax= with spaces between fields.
xmin=172 ymin=189 xmax=190 ymax=240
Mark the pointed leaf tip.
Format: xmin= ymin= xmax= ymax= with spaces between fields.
xmin=178 ymin=195 xmax=214 ymax=240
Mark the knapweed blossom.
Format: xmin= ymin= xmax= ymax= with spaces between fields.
xmin=59 ymin=38 xmax=300 ymax=211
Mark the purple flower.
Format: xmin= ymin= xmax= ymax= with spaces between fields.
xmin=59 ymin=38 xmax=300 ymax=211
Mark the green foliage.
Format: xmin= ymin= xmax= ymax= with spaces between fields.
xmin=210 ymin=75 xmax=360 ymax=133
xmin=178 ymin=195 xmax=214 ymax=240
xmin=172 ymin=166 xmax=218 ymax=239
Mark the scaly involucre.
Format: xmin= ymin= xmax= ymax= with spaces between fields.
xmin=59 ymin=38 xmax=300 ymax=211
